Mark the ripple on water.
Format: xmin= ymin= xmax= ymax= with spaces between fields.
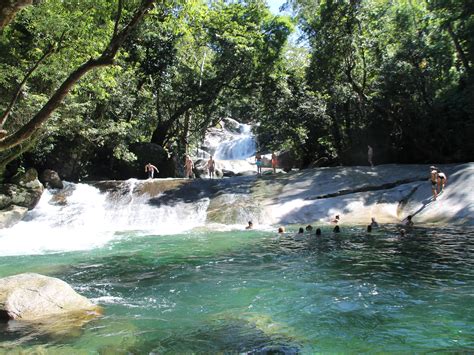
xmin=1 ymin=226 xmax=473 ymax=352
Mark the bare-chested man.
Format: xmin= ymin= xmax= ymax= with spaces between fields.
xmin=207 ymin=155 xmax=216 ymax=179
xmin=145 ymin=163 xmax=159 ymax=179
xmin=430 ymin=166 xmax=438 ymax=200
xmin=184 ymin=155 xmax=194 ymax=179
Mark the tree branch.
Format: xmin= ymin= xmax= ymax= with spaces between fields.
xmin=0 ymin=30 xmax=67 ymax=129
xmin=113 ymin=0 xmax=124 ymax=39
xmin=0 ymin=0 xmax=156 ymax=151
xmin=0 ymin=0 xmax=32 ymax=30
xmin=446 ymin=22 xmax=470 ymax=72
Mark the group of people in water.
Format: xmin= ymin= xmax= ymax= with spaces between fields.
xmin=245 ymin=212 xmax=416 ymax=237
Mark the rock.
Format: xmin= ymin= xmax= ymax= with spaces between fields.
xmin=221 ymin=169 xmax=236 ymax=177
xmin=193 ymin=158 xmax=208 ymax=178
xmin=40 ymin=169 xmax=64 ymax=189
xmin=10 ymin=168 xmax=38 ymax=186
xmin=0 ymin=273 xmax=102 ymax=322
xmin=221 ymin=117 xmax=241 ymax=133
xmin=277 ymin=151 xmax=301 ymax=172
xmin=0 ymin=178 xmax=44 ymax=210
xmin=0 ymin=205 xmax=28 ymax=229
xmin=236 ymin=170 xmax=257 ymax=176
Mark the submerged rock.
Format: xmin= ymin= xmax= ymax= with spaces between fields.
xmin=0 ymin=273 xmax=101 ymax=322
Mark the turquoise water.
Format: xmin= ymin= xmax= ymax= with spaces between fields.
xmin=1 ymin=226 xmax=473 ymax=353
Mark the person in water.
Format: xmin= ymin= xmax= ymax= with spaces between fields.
xmin=255 ymin=152 xmax=263 ymax=176
xmin=367 ymin=225 xmax=372 ymax=233
xmin=145 ymin=163 xmax=159 ymax=179
xmin=400 ymin=228 xmax=406 ymax=237
xmin=437 ymin=168 xmax=447 ymax=194
xmin=370 ymin=217 xmax=379 ymax=228
xmin=315 ymin=228 xmax=322 ymax=236
xmin=278 ymin=226 xmax=285 ymax=233
xmin=271 ymin=152 xmax=278 ymax=174
xmin=298 ymin=227 xmax=304 ymax=234
xmin=305 ymin=225 xmax=313 ymax=232
xmin=404 ymin=215 xmax=414 ymax=227
xmin=207 ymin=155 xmax=216 ymax=179
xmin=246 ymin=221 xmax=253 ymax=229
xmin=184 ymin=155 xmax=194 ymax=179
xmin=430 ymin=166 xmax=438 ymax=200
xmin=331 ymin=215 xmax=340 ymax=224
xmin=333 ymin=225 xmax=341 ymax=233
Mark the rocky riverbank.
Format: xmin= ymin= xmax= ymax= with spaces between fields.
xmin=2 ymin=163 xmax=472 ymax=230
xmin=89 ymin=162 xmax=474 ymax=227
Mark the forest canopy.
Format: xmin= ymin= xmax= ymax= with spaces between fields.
xmin=0 ymin=0 xmax=472 ymax=181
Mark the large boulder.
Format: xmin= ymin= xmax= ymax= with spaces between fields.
xmin=0 ymin=168 xmax=44 ymax=211
xmin=193 ymin=158 xmax=207 ymax=178
xmin=10 ymin=167 xmax=38 ymax=185
xmin=0 ymin=273 xmax=101 ymax=322
xmin=40 ymin=169 xmax=64 ymax=189
xmin=277 ymin=151 xmax=301 ymax=172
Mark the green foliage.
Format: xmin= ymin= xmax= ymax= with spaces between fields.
xmin=1 ymin=0 xmax=472 ymax=180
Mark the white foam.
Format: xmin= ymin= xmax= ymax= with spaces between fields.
xmin=0 ymin=181 xmax=210 ymax=256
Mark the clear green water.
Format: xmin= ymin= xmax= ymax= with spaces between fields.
xmin=1 ymin=226 xmax=473 ymax=353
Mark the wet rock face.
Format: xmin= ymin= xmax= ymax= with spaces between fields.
xmin=0 ymin=273 xmax=102 ymax=322
xmin=0 ymin=205 xmax=28 ymax=228
xmin=40 ymin=169 xmax=64 ymax=189
xmin=0 ymin=169 xmax=44 ymax=211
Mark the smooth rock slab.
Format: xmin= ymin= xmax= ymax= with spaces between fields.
xmin=0 ymin=273 xmax=101 ymax=321
xmin=0 ymin=205 xmax=28 ymax=229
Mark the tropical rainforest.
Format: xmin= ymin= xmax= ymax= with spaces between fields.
xmin=0 ymin=0 xmax=472 ymax=181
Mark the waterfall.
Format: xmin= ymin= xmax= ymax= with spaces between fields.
xmin=0 ymin=181 xmax=209 ymax=256
xmin=214 ymin=123 xmax=256 ymax=160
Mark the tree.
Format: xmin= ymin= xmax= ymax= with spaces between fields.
xmin=0 ymin=0 xmax=159 ymax=177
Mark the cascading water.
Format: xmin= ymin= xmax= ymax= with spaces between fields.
xmin=214 ymin=123 xmax=256 ymax=160
xmin=0 ymin=181 xmax=209 ymax=256
xmin=200 ymin=118 xmax=257 ymax=173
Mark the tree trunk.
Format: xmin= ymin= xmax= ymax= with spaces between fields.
xmin=0 ymin=0 xmax=155 ymax=152
xmin=446 ymin=22 xmax=470 ymax=72
xmin=0 ymin=0 xmax=32 ymax=30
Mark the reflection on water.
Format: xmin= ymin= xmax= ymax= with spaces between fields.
xmin=1 ymin=226 xmax=473 ymax=353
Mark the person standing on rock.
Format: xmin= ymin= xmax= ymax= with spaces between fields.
xmin=368 ymin=145 xmax=374 ymax=167
xmin=430 ymin=166 xmax=438 ymax=200
xmin=255 ymin=152 xmax=263 ymax=175
xmin=184 ymin=155 xmax=194 ymax=179
xmin=207 ymin=155 xmax=216 ymax=179
xmin=271 ymin=152 xmax=278 ymax=174
xmin=145 ymin=163 xmax=159 ymax=179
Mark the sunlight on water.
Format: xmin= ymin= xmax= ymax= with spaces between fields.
xmin=1 ymin=226 xmax=473 ymax=353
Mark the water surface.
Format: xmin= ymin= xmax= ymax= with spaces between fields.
xmin=1 ymin=226 xmax=473 ymax=353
